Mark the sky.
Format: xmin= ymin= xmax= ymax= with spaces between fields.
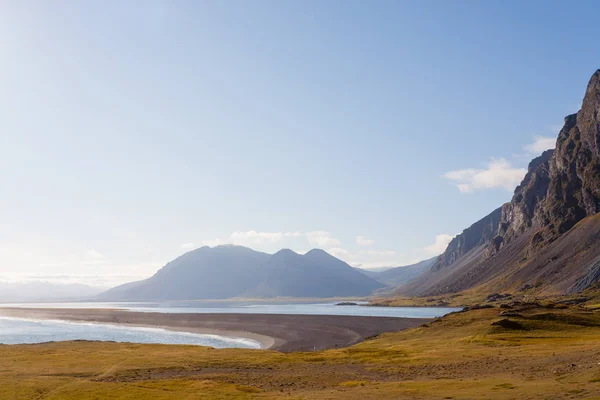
xmin=1 ymin=0 xmax=599 ymax=287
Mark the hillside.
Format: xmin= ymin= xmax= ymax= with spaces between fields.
xmin=99 ymin=246 xmax=383 ymax=300
xmin=397 ymin=69 xmax=600 ymax=298
xmin=367 ymin=257 xmax=437 ymax=287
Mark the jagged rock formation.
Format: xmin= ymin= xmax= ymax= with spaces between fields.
xmin=399 ymin=70 xmax=600 ymax=297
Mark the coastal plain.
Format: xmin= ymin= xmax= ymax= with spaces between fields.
xmin=2 ymin=301 xmax=600 ymax=399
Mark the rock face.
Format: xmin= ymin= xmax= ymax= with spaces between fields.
xmin=542 ymin=71 xmax=600 ymax=233
xmin=432 ymin=207 xmax=502 ymax=272
xmin=403 ymin=69 xmax=600 ymax=296
xmin=488 ymin=149 xmax=554 ymax=255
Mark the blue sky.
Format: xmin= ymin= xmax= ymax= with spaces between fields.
xmin=1 ymin=1 xmax=599 ymax=286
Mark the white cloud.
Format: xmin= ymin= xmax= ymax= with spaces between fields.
xmin=356 ymin=236 xmax=375 ymax=246
xmin=200 ymin=230 xmax=341 ymax=249
xmin=201 ymin=238 xmax=225 ymax=247
xmin=523 ymin=136 xmax=555 ymax=154
xmin=327 ymin=247 xmax=353 ymax=258
xmin=326 ymin=247 xmax=399 ymax=269
xmin=443 ymin=158 xmax=527 ymax=193
xmin=181 ymin=243 xmax=195 ymax=250
xmin=424 ymin=234 xmax=454 ymax=255
xmin=82 ymin=249 xmax=107 ymax=266
xmin=86 ymin=249 xmax=104 ymax=259
xmin=229 ymin=230 xmax=302 ymax=245
xmin=306 ymin=231 xmax=341 ymax=247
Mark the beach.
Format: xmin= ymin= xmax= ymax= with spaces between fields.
xmin=0 ymin=307 xmax=430 ymax=351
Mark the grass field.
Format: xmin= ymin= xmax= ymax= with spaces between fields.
xmin=2 ymin=300 xmax=600 ymax=399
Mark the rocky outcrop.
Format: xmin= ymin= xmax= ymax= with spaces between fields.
xmin=431 ymin=207 xmax=501 ymax=272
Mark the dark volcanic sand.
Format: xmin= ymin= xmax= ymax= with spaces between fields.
xmin=0 ymin=308 xmax=430 ymax=352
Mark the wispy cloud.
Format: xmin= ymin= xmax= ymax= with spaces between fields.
xmin=523 ymin=136 xmax=555 ymax=154
xmin=181 ymin=243 xmax=195 ymax=250
xmin=327 ymin=247 xmax=397 ymax=268
xmin=86 ymin=249 xmax=104 ymax=259
xmin=423 ymin=234 xmax=454 ymax=255
xmin=306 ymin=231 xmax=341 ymax=247
xmin=443 ymin=158 xmax=527 ymax=193
xmin=356 ymin=236 xmax=375 ymax=246
xmin=200 ymin=230 xmax=340 ymax=249
xmin=230 ymin=231 xmax=302 ymax=244
xmin=201 ymin=238 xmax=225 ymax=247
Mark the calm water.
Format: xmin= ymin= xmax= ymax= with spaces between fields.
xmin=0 ymin=301 xmax=461 ymax=318
xmin=0 ymin=317 xmax=261 ymax=348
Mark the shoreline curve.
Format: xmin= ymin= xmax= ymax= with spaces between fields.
xmin=0 ymin=307 xmax=430 ymax=352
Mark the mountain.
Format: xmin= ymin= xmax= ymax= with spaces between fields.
xmin=0 ymin=282 xmax=103 ymax=303
xmin=99 ymin=246 xmax=384 ymax=300
xmin=374 ymin=256 xmax=437 ymax=287
xmin=353 ymin=267 xmax=383 ymax=279
xmin=431 ymin=208 xmax=502 ymax=272
xmin=398 ymin=70 xmax=600 ymax=297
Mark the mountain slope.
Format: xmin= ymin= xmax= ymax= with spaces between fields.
xmin=398 ymin=69 xmax=600 ymax=297
xmin=99 ymin=246 xmax=271 ymax=300
xmin=99 ymin=246 xmax=383 ymax=300
xmin=374 ymin=256 xmax=437 ymax=286
xmin=244 ymin=249 xmax=383 ymax=298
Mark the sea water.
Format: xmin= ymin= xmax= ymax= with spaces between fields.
xmin=0 ymin=317 xmax=262 ymax=349
xmin=0 ymin=301 xmax=461 ymax=318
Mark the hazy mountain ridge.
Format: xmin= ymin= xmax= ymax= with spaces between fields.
xmin=0 ymin=282 xmax=103 ymax=303
xmin=378 ymin=257 xmax=437 ymax=286
xmin=357 ymin=257 xmax=437 ymax=288
xmin=400 ymin=70 xmax=600 ymax=297
xmin=99 ymin=246 xmax=383 ymax=300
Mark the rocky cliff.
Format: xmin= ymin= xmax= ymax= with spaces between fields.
xmin=491 ymin=70 xmax=600 ymax=254
xmin=404 ymin=69 xmax=600 ymax=296
xmin=488 ymin=149 xmax=554 ymax=255
xmin=431 ymin=207 xmax=501 ymax=272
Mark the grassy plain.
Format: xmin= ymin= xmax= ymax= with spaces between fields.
xmin=2 ymin=300 xmax=600 ymax=399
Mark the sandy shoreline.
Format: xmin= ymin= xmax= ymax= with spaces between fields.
xmin=0 ymin=307 xmax=430 ymax=352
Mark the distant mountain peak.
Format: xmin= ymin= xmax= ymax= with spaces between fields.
xmin=304 ymin=248 xmax=330 ymax=257
xmin=273 ymin=248 xmax=299 ymax=257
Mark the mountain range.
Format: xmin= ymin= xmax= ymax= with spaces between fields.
xmin=356 ymin=257 xmax=437 ymax=287
xmin=399 ymin=69 xmax=600 ymax=298
xmin=103 ymin=70 xmax=600 ymax=302
xmin=0 ymin=282 xmax=103 ymax=303
xmin=99 ymin=246 xmax=385 ymax=300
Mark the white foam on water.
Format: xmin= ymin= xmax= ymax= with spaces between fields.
xmin=0 ymin=316 xmax=262 ymax=349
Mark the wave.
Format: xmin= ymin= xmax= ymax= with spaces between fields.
xmin=0 ymin=316 xmax=262 ymax=349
